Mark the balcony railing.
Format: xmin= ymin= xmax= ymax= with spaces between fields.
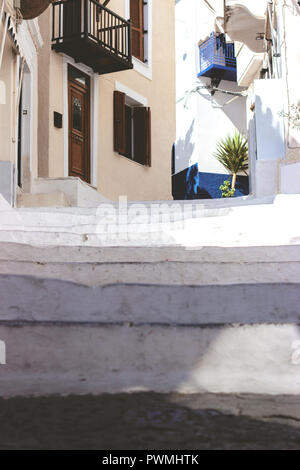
xmin=198 ymin=33 xmax=237 ymax=82
xmin=52 ymin=0 xmax=133 ymax=75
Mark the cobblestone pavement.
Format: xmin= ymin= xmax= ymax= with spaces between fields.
xmin=0 ymin=393 xmax=299 ymax=450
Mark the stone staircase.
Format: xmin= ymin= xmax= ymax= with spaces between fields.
xmin=16 ymin=177 xmax=110 ymax=208
xmin=0 ymin=193 xmax=299 ymax=247
xmin=0 ymin=195 xmax=299 ymax=397
xmin=0 ymin=242 xmax=299 ymax=286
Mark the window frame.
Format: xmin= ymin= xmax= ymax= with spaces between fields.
xmin=114 ymin=83 xmax=151 ymax=167
xmin=125 ymin=0 xmax=152 ymax=80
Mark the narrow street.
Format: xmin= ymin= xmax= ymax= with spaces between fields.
xmin=0 ymin=393 xmax=299 ymax=450
xmin=0 ymin=0 xmax=300 ymax=454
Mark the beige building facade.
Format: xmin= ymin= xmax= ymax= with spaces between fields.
xmin=37 ymin=0 xmax=175 ymax=202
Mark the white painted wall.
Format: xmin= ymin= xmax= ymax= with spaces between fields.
xmin=16 ymin=20 xmax=42 ymax=188
xmin=255 ymin=160 xmax=278 ymax=198
xmin=247 ymin=79 xmax=286 ymax=198
xmin=231 ymin=1 xmax=300 ymax=197
xmin=254 ymin=79 xmax=286 ymax=161
xmin=236 ymin=44 xmax=264 ymax=87
xmin=280 ymin=0 xmax=300 ymax=150
xmin=0 ymin=15 xmax=42 ymax=202
xmin=175 ymin=0 xmax=247 ymax=176
xmin=280 ymin=162 xmax=300 ymax=194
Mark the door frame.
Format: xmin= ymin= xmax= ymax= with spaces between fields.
xmin=63 ymin=56 xmax=99 ymax=187
xmin=16 ymin=59 xmax=32 ymax=193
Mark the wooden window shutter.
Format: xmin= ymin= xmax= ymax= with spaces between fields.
xmin=114 ymin=91 xmax=126 ymax=154
xmin=133 ymin=107 xmax=151 ymax=166
xmin=130 ymin=0 xmax=144 ymax=61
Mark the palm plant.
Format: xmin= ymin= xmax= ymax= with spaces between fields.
xmin=214 ymin=132 xmax=248 ymax=190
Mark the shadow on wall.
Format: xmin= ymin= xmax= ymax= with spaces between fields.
xmin=172 ymin=163 xmax=210 ymax=199
xmin=212 ymin=87 xmax=248 ymax=134
xmin=194 ymin=77 xmax=248 ymax=134
xmin=172 ymin=164 xmax=249 ymax=200
xmin=255 ymin=98 xmax=285 ymax=161
xmin=174 ymin=119 xmax=196 ymax=173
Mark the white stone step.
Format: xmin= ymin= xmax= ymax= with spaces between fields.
xmin=1 ymin=322 xmax=299 ymax=397
xmin=1 ymin=242 xmax=299 ymax=263
xmin=0 ymin=274 xmax=300 ymax=397
xmin=0 ymin=258 xmax=299 ymax=286
xmin=31 ymin=177 xmax=110 ymax=207
xmin=0 ymin=195 xmax=298 ymax=247
xmin=17 ymin=191 xmax=70 ymax=208
xmin=0 ymin=242 xmax=299 ymax=286
xmin=3 ymin=274 xmax=299 ymax=325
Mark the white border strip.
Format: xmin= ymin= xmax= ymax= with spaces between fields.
xmin=115 ymin=80 xmax=148 ymax=106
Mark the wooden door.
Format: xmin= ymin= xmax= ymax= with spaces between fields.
xmin=68 ymin=66 xmax=90 ymax=183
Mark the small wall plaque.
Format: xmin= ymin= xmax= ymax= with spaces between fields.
xmin=54 ymin=112 xmax=63 ymax=129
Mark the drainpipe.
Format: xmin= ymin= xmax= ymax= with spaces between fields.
xmin=267 ymin=0 xmax=281 ymax=78
xmin=202 ymin=0 xmax=215 ymax=14
xmin=223 ymin=0 xmax=227 ymax=33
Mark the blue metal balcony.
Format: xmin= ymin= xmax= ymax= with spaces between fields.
xmin=198 ymin=33 xmax=237 ymax=82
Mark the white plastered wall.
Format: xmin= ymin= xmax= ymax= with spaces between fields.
xmin=0 ymin=15 xmax=41 ymax=200
xmin=0 ymin=37 xmax=14 ymax=164
xmin=279 ymin=0 xmax=300 ymax=158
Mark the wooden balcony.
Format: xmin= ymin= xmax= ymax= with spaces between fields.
xmin=52 ymin=0 xmax=133 ymax=75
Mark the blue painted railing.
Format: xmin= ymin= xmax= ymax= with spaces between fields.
xmin=198 ymin=33 xmax=237 ymax=82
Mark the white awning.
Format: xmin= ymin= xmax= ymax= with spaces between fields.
xmin=0 ymin=0 xmax=25 ymax=58
xmin=7 ymin=15 xmax=25 ymax=58
xmin=225 ymin=1 xmax=267 ymax=53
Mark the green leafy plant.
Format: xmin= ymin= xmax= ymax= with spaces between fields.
xmin=214 ymin=132 xmax=248 ymax=191
xmin=220 ymin=179 xmax=235 ymax=198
